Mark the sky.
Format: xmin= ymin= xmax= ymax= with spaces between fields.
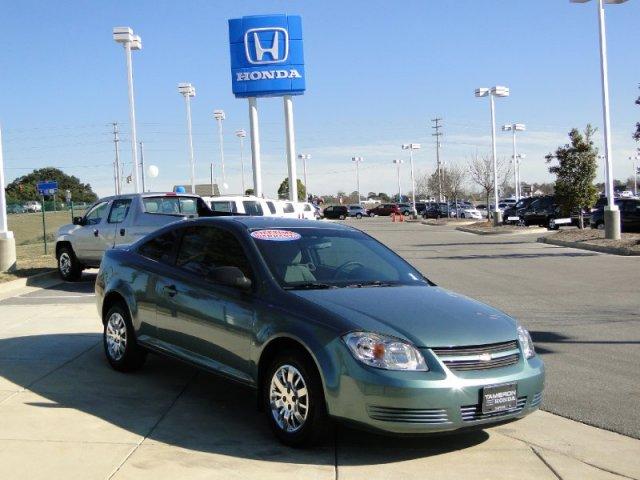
xmin=1 ymin=0 xmax=639 ymax=199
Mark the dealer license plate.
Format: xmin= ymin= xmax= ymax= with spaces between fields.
xmin=482 ymin=383 xmax=517 ymax=414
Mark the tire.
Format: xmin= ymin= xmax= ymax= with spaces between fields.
xmin=263 ymin=350 xmax=330 ymax=447
xmin=103 ymin=303 xmax=147 ymax=372
xmin=57 ymin=245 xmax=83 ymax=281
xmin=403 ymin=211 xmax=409 ymax=216
xmin=596 ymin=222 xmax=605 ymax=230
xmin=548 ymin=218 xmax=559 ymax=231
xmin=338 ymin=214 xmax=346 ymax=220
xmin=460 ymin=213 xmax=466 ymax=219
xmin=356 ymin=213 xmax=362 ymax=219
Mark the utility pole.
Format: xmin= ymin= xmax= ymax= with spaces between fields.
xmin=432 ymin=118 xmax=443 ymax=202
xmin=112 ymin=122 xmax=121 ymax=195
xmin=139 ymin=141 xmax=146 ymax=192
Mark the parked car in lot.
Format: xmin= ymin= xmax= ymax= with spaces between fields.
xmin=347 ymin=204 xmax=370 ymax=218
xmin=591 ymin=198 xmax=640 ymax=231
xmin=522 ymin=196 xmax=557 ymax=228
xmin=55 ymin=193 xmax=217 ymax=281
xmin=322 ymin=205 xmax=349 ymax=220
xmin=368 ymin=203 xmax=396 ymax=216
xmin=204 ymin=195 xmax=271 ymax=216
xmin=295 ymin=202 xmax=318 ymax=220
xmin=458 ymin=207 xmax=482 ymax=220
xmin=96 ymin=217 xmax=544 ymax=446
xmin=503 ymin=197 xmax=537 ymax=225
xmin=23 ymin=201 xmax=42 ymax=213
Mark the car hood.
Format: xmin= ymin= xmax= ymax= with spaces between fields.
xmin=57 ymin=223 xmax=82 ymax=237
xmin=290 ymin=286 xmax=517 ymax=348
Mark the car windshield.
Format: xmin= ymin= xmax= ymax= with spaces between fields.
xmin=251 ymin=228 xmax=429 ymax=289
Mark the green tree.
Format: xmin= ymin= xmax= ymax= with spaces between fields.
xmin=546 ymin=126 xmax=599 ymax=229
xmin=244 ymin=188 xmax=254 ymax=196
xmin=634 ymin=85 xmax=640 ymax=142
xmin=277 ymin=178 xmax=306 ymax=202
xmin=5 ymin=167 xmax=98 ymax=203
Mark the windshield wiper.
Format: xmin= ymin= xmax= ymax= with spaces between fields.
xmin=284 ymin=282 xmax=337 ymax=290
xmin=344 ymin=280 xmax=399 ymax=288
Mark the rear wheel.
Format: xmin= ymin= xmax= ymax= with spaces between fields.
xmin=103 ymin=304 xmax=147 ymax=372
xmin=548 ymin=218 xmax=559 ymax=230
xmin=356 ymin=213 xmax=362 ymax=219
xmin=403 ymin=211 xmax=409 ymax=216
xmin=596 ymin=221 xmax=605 ymax=230
xmin=264 ymin=351 xmax=329 ymax=447
xmin=57 ymin=245 xmax=83 ymax=281
xmin=338 ymin=214 xmax=346 ymax=220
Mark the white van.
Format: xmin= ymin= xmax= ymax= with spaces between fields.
xmin=203 ymin=195 xmax=274 ymax=216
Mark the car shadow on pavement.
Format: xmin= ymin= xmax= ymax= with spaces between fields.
xmin=0 ymin=333 xmax=490 ymax=464
xmin=531 ymin=330 xmax=640 ymax=346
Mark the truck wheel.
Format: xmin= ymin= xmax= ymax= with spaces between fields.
xmin=57 ymin=245 xmax=83 ymax=281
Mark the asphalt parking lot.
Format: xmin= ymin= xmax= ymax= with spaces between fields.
xmin=0 ymin=219 xmax=638 ymax=479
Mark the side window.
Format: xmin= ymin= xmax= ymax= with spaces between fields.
xmin=243 ymin=201 xmax=264 ymax=216
xmin=210 ymin=201 xmax=237 ymax=213
xmin=266 ymin=201 xmax=277 ymax=214
xmin=180 ymin=198 xmax=197 ymax=215
xmin=84 ymin=202 xmax=109 ymax=226
xmin=283 ymin=203 xmax=295 ymax=213
xmin=108 ymin=199 xmax=132 ymax=223
xmin=304 ymin=204 xmax=312 ymax=211
xmin=176 ymin=226 xmax=252 ymax=281
xmin=138 ymin=230 xmax=179 ymax=264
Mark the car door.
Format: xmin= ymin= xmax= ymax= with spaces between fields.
xmin=622 ymin=200 xmax=640 ymax=231
xmin=107 ymin=198 xmax=133 ymax=247
xmin=73 ymin=201 xmax=112 ymax=263
xmin=155 ymin=225 xmax=257 ymax=382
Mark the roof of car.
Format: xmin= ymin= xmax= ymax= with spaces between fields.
xmin=198 ymin=216 xmax=354 ymax=231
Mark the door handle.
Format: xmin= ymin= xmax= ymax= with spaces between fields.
xmin=93 ymin=229 xmax=99 ymax=237
xmin=120 ymin=228 xmax=125 ymax=237
xmin=162 ymin=285 xmax=178 ymax=297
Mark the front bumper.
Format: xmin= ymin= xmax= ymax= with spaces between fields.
xmin=326 ymin=345 xmax=544 ymax=434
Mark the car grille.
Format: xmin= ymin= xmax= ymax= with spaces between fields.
xmin=431 ymin=340 xmax=520 ymax=371
xmin=460 ymin=396 xmax=527 ymax=422
xmin=367 ymin=406 xmax=450 ymax=424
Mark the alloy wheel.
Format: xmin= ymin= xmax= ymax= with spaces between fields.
xmin=105 ymin=312 xmax=127 ymax=361
xmin=269 ymin=364 xmax=309 ymax=433
xmin=59 ymin=253 xmax=72 ymax=276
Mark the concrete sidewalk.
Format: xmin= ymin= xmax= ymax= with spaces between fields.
xmin=0 ymin=287 xmax=638 ymax=480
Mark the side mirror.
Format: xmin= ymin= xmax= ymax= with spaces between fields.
xmin=73 ymin=216 xmax=84 ymax=226
xmin=209 ymin=266 xmax=252 ymax=290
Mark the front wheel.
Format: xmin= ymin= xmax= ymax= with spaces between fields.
xmin=356 ymin=213 xmax=362 ymax=219
xmin=264 ymin=352 xmax=329 ymax=447
xmin=596 ymin=222 xmax=605 ymax=230
xmin=103 ymin=304 xmax=147 ymax=372
xmin=548 ymin=218 xmax=559 ymax=230
xmin=338 ymin=214 xmax=346 ymax=220
xmin=57 ymin=245 xmax=83 ymax=281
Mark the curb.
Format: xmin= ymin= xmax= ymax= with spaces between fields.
xmin=421 ymin=220 xmax=477 ymax=227
xmin=456 ymin=226 xmax=548 ymax=236
xmin=0 ymin=270 xmax=60 ymax=294
xmin=537 ymin=236 xmax=640 ymax=256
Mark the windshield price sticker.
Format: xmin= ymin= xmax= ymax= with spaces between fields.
xmin=251 ymin=230 xmax=302 ymax=241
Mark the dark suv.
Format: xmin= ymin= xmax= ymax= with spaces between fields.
xmin=322 ymin=205 xmax=349 ymax=220
xmin=522 ymin=196 xmax=557 ymax=228
xmin=591 ymin=198 xmax=640 ymax=231
xmin=503 ymin=197 xmax=536 ymax=225
xmin=369 ymin=203 xmax=395 ymax=216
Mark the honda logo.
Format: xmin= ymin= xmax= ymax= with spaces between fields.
xmin=244 ymin=27 xmax=289 ymax=65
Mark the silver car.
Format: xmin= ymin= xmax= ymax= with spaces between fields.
xmin=55 ymin=193 xmax=212 ymax=280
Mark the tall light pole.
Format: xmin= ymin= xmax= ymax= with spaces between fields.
xmin=571 ymin=0 xmax=627 ymax=239
xmin=178 ymin=83 xmax=196 ymax=193
xmin=113 ymin=27 xmax=142 ymax=193
xmin=298 ymin=154 xmax=311 ymax=201
xmin=402 ymin=143 xmax=421 ymax=217
xmin=0 ymin=126 xmax=16 ymax=272
xmin=475 ymin=86 xmax=509 ymax=225
xmin=351 ymin=157 xmax=364 ymax=205
xmin=213 ymin=110 xmax=228 ymax=190
xmin=392 ymin=159 xmax=404 ymax=202
xmin=235 ymin=129 xmax=247 ymax=194
xmin=630 ymin=155 xmax=639 ymax=197
xmin=502 ymin=123 xmax=526 ymax=200
xmin=514 ymin=153 xmax=526 ymax=198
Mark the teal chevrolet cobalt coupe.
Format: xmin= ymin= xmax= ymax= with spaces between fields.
xmin=96 ymin=217 xmax=544 ymax=446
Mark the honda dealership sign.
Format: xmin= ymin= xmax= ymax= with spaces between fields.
xmin=228 ymin=14 xmax=305 ymax=97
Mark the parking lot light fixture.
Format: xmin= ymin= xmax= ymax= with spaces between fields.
xmin=298 ymin=154 xmax=311 ymax=200
xmin=392 ymin=159 xmax=404 ymax=202
xmin=502 ymin=123 xmax=526 ymax=200
xmin=571 ymin=0 xmax=628 ymax=239
xmin=401 ymin=143 xmax=421 ymax=218
xmin=351 ymin=157 xmax=364 ymax=205
xmin=236 ymin=129 xmax=247 ymax=194
xmin=113 ymin=27 xmax=142 ymax=193
xmin=475 ymin=86 xmax=509 ymax=225
xmin=178 ymin=83 xmax=196 ymax=193
xmin=213 ymin=110 xmax=228 ymax=190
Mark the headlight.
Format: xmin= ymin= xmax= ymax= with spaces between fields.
xmin=517 ymin=326 xmax=536 ymax=359
xmin=342 ymin=332 xmax=428 ymax=371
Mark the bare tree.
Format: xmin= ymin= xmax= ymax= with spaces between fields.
xmin=443 ymin=164 xmax=468 ymax=203
xmin=468 ymin=155 xmax=511 ymax=208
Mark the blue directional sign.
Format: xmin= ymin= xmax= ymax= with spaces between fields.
xmin=228 ymin=14 xmax=305 ymax=98
xmin=36 ymin=181 xmax=58 ymax=196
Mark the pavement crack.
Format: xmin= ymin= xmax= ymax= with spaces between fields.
xmin=106 ymin=370 xmax=197 ymax=480
xmin=530 ymin=446 xmax=563 ymax=480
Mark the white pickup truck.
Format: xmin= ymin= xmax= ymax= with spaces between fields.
xmin=55 ymin=192 xmax=215 ymax=280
